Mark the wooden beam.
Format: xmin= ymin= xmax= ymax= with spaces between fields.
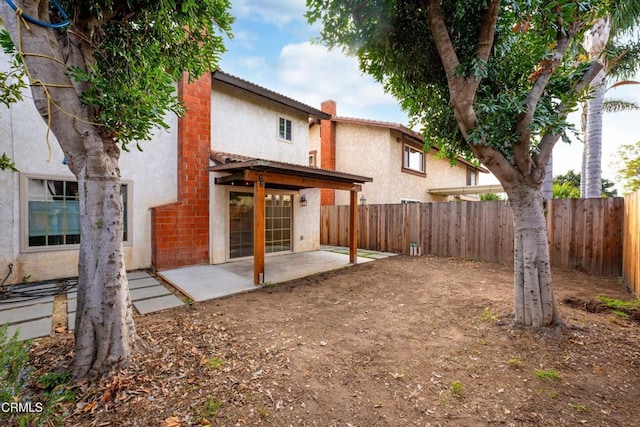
xmin=349 ymin=190 xmax=358 ymax=263
xmin=214 ymin=173 xmax=246 ymax=185
xmin=253 ymin=176 xmax=266 ymax=284
xmin=244 ymin=170 xmax=362 ymax=192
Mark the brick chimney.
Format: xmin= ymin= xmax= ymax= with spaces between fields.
xmin=320 ymin=100 xmax=336 ymax=206
xmin=150 ymin=73 xmax=211 ymax=269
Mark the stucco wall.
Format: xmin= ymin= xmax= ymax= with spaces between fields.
xmin=326 ymin=123 xmax=471 ymax=205
xmin=0 ymin=81 xmax=178 ymax=284
xmin=211 ymin=81 xmax=309 ymax=164
xmin=209 ymin=83 xmax=320 ymax=263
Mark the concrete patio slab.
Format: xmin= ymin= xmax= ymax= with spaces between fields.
xmin=158 ymin=249 xmax=387 ymax=303
xmin=160 ymin=265 xmax=255 ymax=302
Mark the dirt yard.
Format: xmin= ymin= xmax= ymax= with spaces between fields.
xmin=24 ymin=255 xmax=640 ymax=426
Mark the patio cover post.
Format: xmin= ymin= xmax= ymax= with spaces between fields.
xmin=253 ymin=175 xmax=266 ymax=284
xmin=349 ymin=189 xmax=358 ymax=263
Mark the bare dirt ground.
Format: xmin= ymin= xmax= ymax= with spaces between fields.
xmin=24 ymin=256 xmax=640 ymax=426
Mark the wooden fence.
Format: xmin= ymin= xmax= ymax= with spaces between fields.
xmin=321 ymin=198 xmax=625 ymax=276
xmin=623 ymin=191 xmax=640 ymax=295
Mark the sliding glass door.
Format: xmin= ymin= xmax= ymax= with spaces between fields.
xmin=229 ymin=191 xmax=292 ymax=259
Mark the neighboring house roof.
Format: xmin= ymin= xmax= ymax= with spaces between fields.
xmin=212 ymin=71 xmax=331 ymax=120
xmin=312 ymin=115 xmax=489 ymax=173
xmin=429 ymin=184 xmax=504 ymax=196
xmin=209 ymin=151 xmax=372 ymax=189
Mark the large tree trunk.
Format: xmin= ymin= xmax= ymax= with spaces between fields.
xmin=583 ymin=69 xmax=606 ymax=198
xmin=0 ymin=1 xmax=137 ymax=379
xmin=73 ymin=136 xmax=137 ymax=379
xmin=506 ymin=183 xmax=560 ymax=327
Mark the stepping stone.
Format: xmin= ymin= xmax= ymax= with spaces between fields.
xmin=130 ymin=286 xmax=170 ymax=301
xmin=0 ymin=295 xmax=54 ymax=310
xmin=128 ymin=277 xmax=160 ymax=289
xmin=127 ymin=270 xmax=151 ymax=280
xmin=68 ymin=312 xmax=75 ymax=332
xmin=67 ymin=298 xmax=77 ymax=313
xmin=7 ymin=318 xmax=51 ymax=341
xmin=133 ymin=294 xmax=184 ymax=315
xmin=0 ymin=302 xmax=53 ymax=325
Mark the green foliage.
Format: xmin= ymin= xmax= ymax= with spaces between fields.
xmin=450 ymin=381 xmax=464 ymax=396
xmin=0 ymin=29 xmax=26 ymax=109
xmin=615 ymin=141 xmax=640 ymax=193
xmin=596 ymin=295 xmax=640 ymax=310
xmin=58 ymin=0 xmax=234 ymax=150
xmin=553 ymin=170 xmax=617 ymax=197
xmin=480 ymin=193 xmax=503 ymax=201
xmin=306 ymin=0 xmax=609 ymax=168
xmin=535 ymin=369 xmax=561 ymax=380
xmin=553 ymin=182 xmax=581 ymax=199
xmin=0 ymin=324 xmax=31 ymax=405
xmin=0 ymin=153 xmax=18 ymax=172
xmin=207 ymin=357 xmax=225 ymax=369
xmin=0 ymin=325 xmax=75 ymax=425
xmin=37 ymin=371 xmax=72 ymax=390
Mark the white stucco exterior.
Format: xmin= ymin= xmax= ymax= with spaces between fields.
xmin=208 ymin=80 xmax=321 ymax=264
xmin=0 ymin=78 xmax=178 ymax=284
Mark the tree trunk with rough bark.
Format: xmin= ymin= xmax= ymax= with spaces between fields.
xmin=505 ymin=183 xmax=559 ymax=326
xmin=0 ymin=1 xmax=137 ymax=379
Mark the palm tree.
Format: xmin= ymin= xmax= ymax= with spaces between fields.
xmin=581 ymin=2 xmax=640 ymax=198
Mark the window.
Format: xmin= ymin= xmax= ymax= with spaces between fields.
xmin=22 ymin=175 xmax=130 ymax=250
xmin=402 ymin=143 xmax=425 ymax=175
xmin=279 ymin=117 xmax=292 ymax=141
xmin=309 ymin=150 xmax=317 ymax=167
xmin=467 ymin=168 xmax=478 ymax=186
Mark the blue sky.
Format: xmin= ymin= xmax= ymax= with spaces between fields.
xmin=219 ymin=0 xmax=640 ymax=190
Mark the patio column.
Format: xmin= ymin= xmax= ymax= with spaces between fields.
xmin=349 ymin=189 xmax=358 ymax=263
xmin=253 ymin=175 xmax=266 ymax=284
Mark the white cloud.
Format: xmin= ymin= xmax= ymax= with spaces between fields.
xmin=232 ymin=0 xmax=308 ymax=28
xmin=271 ymin=42 xmax=407 ymax=123
xmin=232 ymin=30 xmax=261 ymax=50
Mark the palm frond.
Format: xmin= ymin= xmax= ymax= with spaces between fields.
xmin=603 ymin=98 xmax=640 ymax=113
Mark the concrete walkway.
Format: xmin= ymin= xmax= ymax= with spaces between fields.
xmin=159 ymin=247 xmax=396 ymax=303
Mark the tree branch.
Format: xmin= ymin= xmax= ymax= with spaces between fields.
xmin=533 ymin=60 xmax=604 ymax=173
xmin=424 ymin=0 xmax=459 ymax=86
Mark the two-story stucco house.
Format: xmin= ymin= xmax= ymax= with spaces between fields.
xmin=309 ymin=100 xmax=488 ymax=206
xmin=1 ymin=69 xmax=368 ymax=285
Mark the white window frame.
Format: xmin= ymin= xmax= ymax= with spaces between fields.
xmin=278 ymin=116 xmax=293 ymax=142
xmin=20 ymin=173 xmax=133 ymax=253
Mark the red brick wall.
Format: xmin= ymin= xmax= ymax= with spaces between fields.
xmin=320 ymin=100 xmax=337 ymax=206
xmin=151 ymin=73 xmax=211 ymax=270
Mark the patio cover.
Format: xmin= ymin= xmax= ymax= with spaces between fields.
xmin=209 ymin=151 xmax=372 ymax=284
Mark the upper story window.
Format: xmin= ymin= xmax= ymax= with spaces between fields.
xmin=402 ymin=143 xmax=426 ymax=176
xmin=21 ymin=175 xmax=131 ymax=251
xmin=467 ymin=167 xmax=478 ymax=186
xmin=279 ymin=117 xmax=292 ymax=141
xmin=309 ymin=150 xmax=317 ymax=167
